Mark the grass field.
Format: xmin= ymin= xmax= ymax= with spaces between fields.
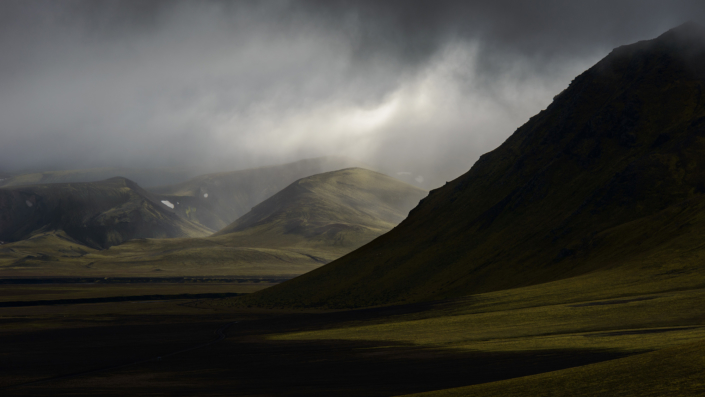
xmin=3 ymin=281 xmax=701 ymax=396
xmin=2 ymin=235 xmax=704 ymax=395
xmin=0 ymin=297 xmax=636 ymax=396
xmin=401 ymin=340 xmax=705 ymax=396
xmin=256 ymin=258 xmax=705 ymax=395
xmin=0 ymin=233 xmax=338 ymax=278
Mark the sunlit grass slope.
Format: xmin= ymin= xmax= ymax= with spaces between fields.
xmin=0 ymin=234 xmax=325 ymax=277
xmin=240 ymin=22 xmax=705 ymax=309
xmin=213 ymin=167 xmax=427 ymax=250
xmin=266 ymin=243 xmax=705 ymax=395
xmin=0 ymin=177 xmax=211 ymax=249
xmin=150 ymin=156 xmax=368 ymax=231
xmin=272 ymin=266 xmax=705 ymax=352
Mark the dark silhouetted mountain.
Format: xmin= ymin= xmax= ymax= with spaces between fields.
xmin=244 ymin=22 xmax=705 ymax=308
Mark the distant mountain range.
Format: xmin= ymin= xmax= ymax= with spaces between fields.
xmin=0 ymin=168 xmax=425 ymax=278
xmin=0 ymin=177 xmax=210 ymax=249
xmin=243 ymin=22 xmax=705 ymax=308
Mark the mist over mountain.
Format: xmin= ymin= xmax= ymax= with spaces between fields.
xmin=0 ymin=168 xmax=197 ymax=189
xmin=2 ymin=1 xmax=703 ymax=189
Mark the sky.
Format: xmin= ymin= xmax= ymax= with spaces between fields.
xmin=1 ymin=0 xmax=704 ymax=188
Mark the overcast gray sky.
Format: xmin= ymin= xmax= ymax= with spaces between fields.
xmin=1 ymin=0 xmax=704 ymax=188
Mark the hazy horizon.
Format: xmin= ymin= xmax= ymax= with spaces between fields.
xmin=2 ymin=0 xmax=704 ymax=188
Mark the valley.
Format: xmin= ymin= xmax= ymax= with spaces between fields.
xmin=2 ymin=12 xmax=705 ymax=397
xmin=2 ymin=261 xmax=703 ymax=395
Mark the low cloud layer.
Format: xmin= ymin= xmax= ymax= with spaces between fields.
xmin=1 ymin=1 xmax=704 ymax=188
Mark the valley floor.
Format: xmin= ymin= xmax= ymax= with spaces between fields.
xmin=2 ymin=263 xmax=704 ymax=396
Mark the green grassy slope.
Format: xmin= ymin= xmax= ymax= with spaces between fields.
xmin=150 ymin=156 xmax=368 ymax=231
xmin=264 ymin=232 xmax=705 ymax=395
xmin=0 ymin=233 xmax=324 ymax=277
xmin=0 ymin=177 xmax=211 ymax=249
xmin=240 ymin=22 xmax=705 ymax=309
xmin=213 ymin=168 xmax=427 ymax=250
xmin=402 ymin=341 xmax=705 ymax=397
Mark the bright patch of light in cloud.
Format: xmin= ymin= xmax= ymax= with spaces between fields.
xmin=0 ymin=1 xmax=620 ymax=188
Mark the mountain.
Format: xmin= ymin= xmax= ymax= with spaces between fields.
xmin=212 ymin=168 xmax=427 ymax=250
xmin=241 ymin=22 xmax=705 ymax=308
xmin=150 ymin=156 xmax=369 ymax=231
xmin=0 ymin=177 xmax=211 ymax=249
xmin=0 ymin=167 xmax=196 ymax=188
xmin=0 ymin=168 xmax=425 ymax=278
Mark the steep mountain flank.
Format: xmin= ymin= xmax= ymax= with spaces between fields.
xmin=151 ymin=156 xmax=368 ymax=231
xmin=244 ymin=22 xmax=705 ymax=308
xmin=0 ymin=177 xmax=211 ymax=249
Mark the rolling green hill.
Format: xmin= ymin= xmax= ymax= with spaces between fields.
xmin=0 ymin=177 xmax=211 ymax=249
xmin=150 ymin=156 xmax=368 ymax=231
xmin=213 ymin=168 xmax=427 ymax=250
xmin=240 ymin=22 xmax=705 ymax=309
xmin=402 ymin=339 xmax=705 ymax=396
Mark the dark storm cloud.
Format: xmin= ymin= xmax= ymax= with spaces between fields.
xmin=296 ymin=0 xmax=704 ymax=69
xmin=0 ymin=0 xmax=704 ymax=187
